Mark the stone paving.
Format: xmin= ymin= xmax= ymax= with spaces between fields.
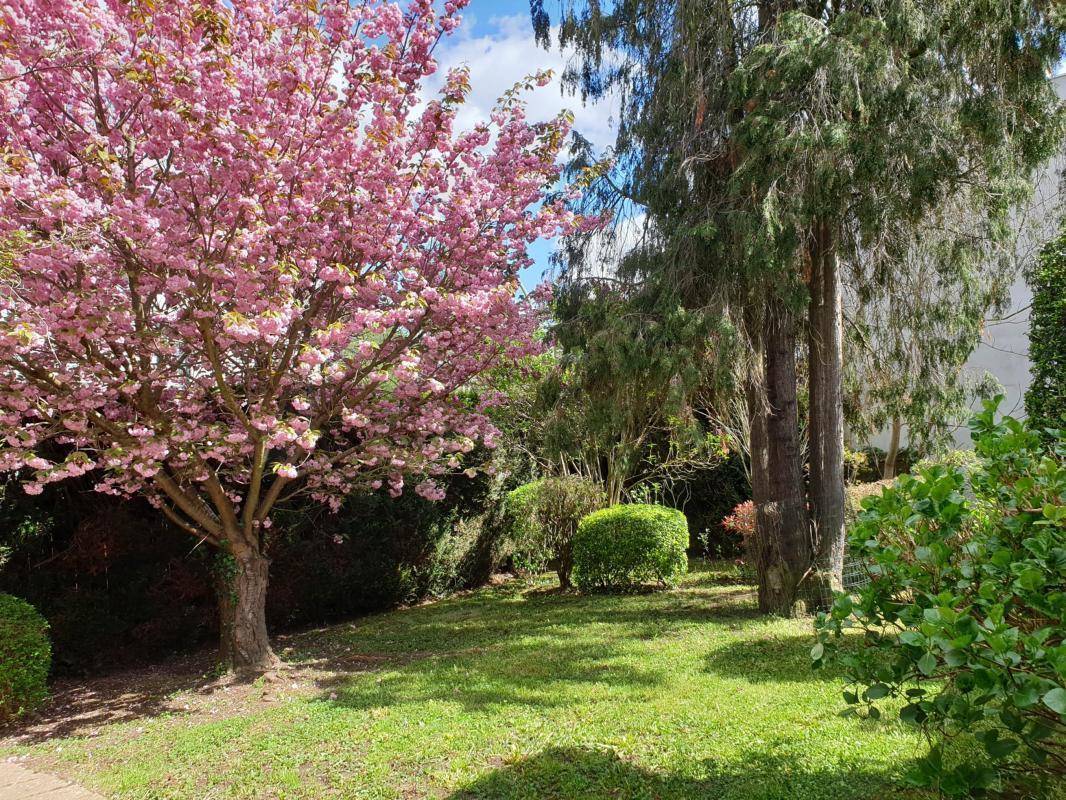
xmin=0 ymin=760 xmax=103 ymax=800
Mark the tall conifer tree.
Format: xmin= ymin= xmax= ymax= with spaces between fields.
xmin=534 ymin=0 xmax=1065 ymax=611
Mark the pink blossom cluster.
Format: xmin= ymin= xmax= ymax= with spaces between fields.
xmin=0 ymin=0 xmax=587 ymax=543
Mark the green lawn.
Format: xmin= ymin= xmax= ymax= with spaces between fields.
xmin=3 ymin=562 xmax=930 ymax=799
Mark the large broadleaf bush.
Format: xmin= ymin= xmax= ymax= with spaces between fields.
xmin=814 ymin=400 xmax=1065 ymax=797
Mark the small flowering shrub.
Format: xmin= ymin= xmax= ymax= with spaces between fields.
xmin=0 ymin=593 xmax=50 ymax=722
xmin=813 ymin=401 xmax=1066 ymax=797
xmin=573 ymin=504 xmax=688 ymax=590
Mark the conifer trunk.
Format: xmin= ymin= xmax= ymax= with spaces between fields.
xmin=752 ymin=295 xmax=812 ymax=614
xmin=746 ymin=327 xmax=769 ymax=517
xmin=807 ymin=224 xmax=846 ymax=603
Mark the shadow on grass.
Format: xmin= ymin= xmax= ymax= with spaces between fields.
xmin=446 ymin=745 xmax=919 ymax=800
xmin=291 ymin=561 xmax=760 ymax=664
xmin=703 ymin=633 xmax=864 ymax=685
xmin=298 ymin=563 xmax=763 ymax=712
xmin=313 ymin=637 xmax=669 ymax=714
xmin=0 ymin=650 xmax=221 ymax=743
xmin=4 ymin=561 xmax=764 ymax=742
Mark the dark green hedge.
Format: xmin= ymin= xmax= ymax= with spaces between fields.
xmin=0 ymin=593 xmax=50 ymax=721
xmin=1025 ymin=224 xmax=1066 ymax=437
xmin=573 ymin=504 xmax=688 ymax=590
xmin=0 ymin=461 xmax=506 ymax=675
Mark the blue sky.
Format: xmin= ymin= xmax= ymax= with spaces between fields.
xmin=465 ymin=0 xmax=535 ymax=27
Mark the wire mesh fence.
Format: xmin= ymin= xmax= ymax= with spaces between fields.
xmin=736 ymin=549 xmax=871 ymax=613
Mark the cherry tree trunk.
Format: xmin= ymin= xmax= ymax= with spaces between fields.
xmin=807 ymin=225 xmax=846 ymax=604
xmin=753 ymin=296 xmax=812 ymax=615
xmin=216 ymin=549 xmax=280 ymax=675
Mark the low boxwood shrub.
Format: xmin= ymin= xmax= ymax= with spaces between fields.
xmin=814 ymin=399 xmax=1066 ymax=797
xmin=0 ymin=593 xmax=50 ymax=721
xmin=573 ymin=504 xmax=688 ymax=590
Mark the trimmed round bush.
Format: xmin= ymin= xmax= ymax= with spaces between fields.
xmin=573 ymin=504 xmax=688 ymax=590
xmin=0 ymin=593 xmax=50 ymax=721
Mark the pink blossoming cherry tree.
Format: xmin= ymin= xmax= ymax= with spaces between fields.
xmin=0 ymin=0 xmax=580 ymax=673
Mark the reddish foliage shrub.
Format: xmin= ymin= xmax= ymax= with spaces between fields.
xmin=722 ymin=500 xmax=756 ymax=544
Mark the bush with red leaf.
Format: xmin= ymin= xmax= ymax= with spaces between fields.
xmin=722 ymin=500 xmax=756 ymax=561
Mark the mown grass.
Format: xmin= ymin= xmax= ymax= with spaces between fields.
xmin=4 ymin=562 xmax=931 ymax=799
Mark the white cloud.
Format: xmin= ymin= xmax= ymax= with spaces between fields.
xmin=425 ymin=14 xmax=618 ymax=153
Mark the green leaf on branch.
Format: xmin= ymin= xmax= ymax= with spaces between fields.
xmin=917 ymin=652 xmax=938 ymax=676
xmin=1042 ymin=687 xmax=1066 ymax=716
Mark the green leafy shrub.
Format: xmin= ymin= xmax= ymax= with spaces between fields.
xmin=843 ymin=480 xmax=892 ymax=529
xmin=843 ymin=447 xmax=871 ymax=483
xmin=0 ymin=593 xmax=50 ymax=721
xmin=1025 ymin=222 xmax=1066 ymax=438
xmin=533 ymin=476 xmax=607 ymax=589
xmin=678 ymin=453 xmax=750 ymax=557
xmin=913 ymin=448 xmax=981 ymax=475
xmin=573 ymin=504 xmax=688 ymax=590
xmin=502 ymin=477 xmax=606 ymax=587
xmin=848 ymin=445 xmax=916 ymax=483
xmin=503 ymin=479 xmax=549 ymax=577
xmin=814 ymin=400 xmax=1066 ymax=797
